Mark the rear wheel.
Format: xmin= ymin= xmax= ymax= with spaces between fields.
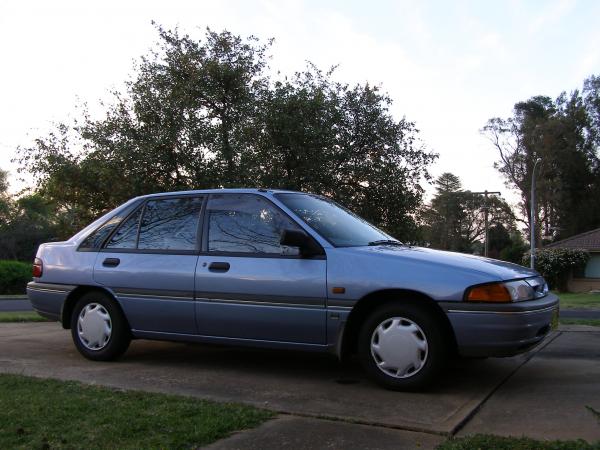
xmin=70 ymin=291 xmax=131 ymax=361
xmin=358 ymin=302 xmax=447 ymax=390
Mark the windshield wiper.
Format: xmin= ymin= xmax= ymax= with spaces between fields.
xmin=368 ymin=240 xmax=404 ymax=246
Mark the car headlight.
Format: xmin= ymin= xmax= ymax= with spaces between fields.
xmin=525 ymin=276 xmax=549 ymax=299
xmin=504 ymin=280 xmax=535 ymax=301
xmin=465 ymin=277 xmax=548 ymax=303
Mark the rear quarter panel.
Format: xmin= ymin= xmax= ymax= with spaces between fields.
xmin=35 ymin=242 xmax=99 ymax=286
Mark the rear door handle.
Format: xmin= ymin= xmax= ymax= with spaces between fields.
xmin=208 ymin=262 xmax=230 ymax=272
xmin=102 ymin=258 xmax=120 ymax=267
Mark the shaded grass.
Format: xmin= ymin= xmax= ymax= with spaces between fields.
xmin=560 ymin=318 xmax=600 ymax=327
xmin=0 ymin=311 xmax=50 ymax=323
xmin=557 ymin=292 xmax=600 ymax=309
xmin=438 ymin=434 xmax=600 ymax=450
xmin=0 ymin=374 xmax=273 ymax=450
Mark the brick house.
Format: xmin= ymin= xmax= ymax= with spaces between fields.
xmin=544 ymin=228 xmax=600 ymax=292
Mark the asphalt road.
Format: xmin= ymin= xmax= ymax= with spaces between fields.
xmin=560 ymin=309 xmax=600 ymax=319
xmin=0 ymin=299 xmax=33 ymax=312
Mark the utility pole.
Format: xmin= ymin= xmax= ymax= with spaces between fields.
xmin=471 ymin=190 xmax=501 ymax=257
xmin=530 ymin=158 xmax=542 ymax=269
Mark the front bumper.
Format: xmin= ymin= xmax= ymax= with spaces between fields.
xmin=441 ymin=293 xmax=559 ymax=357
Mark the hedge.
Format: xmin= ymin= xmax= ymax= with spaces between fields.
xmin=0 ymin=260 xmax=32 ymax=295
xmin=523 ymin=248 xmax=589 ymax=292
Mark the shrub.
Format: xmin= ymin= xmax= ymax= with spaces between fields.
xmin=0 ymin=260 xmax=32 ymax=295
xmin=523 ymin=248 xmax=589 ymax=292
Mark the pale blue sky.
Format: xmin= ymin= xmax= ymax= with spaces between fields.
xmin=1 ymin=0 xmax=599 ymax=205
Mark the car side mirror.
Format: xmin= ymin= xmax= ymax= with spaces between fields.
xmin=280 ymin=229 xmax=323 ymax=258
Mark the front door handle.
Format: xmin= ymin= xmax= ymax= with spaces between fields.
xmin=102 ymin=257 xmax=120 ymax=267
xmin=208 ymin=262 xmax=230 ymax=272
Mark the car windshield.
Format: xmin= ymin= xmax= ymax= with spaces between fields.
xmin=275 ymin=193 xmax=400 ymax=247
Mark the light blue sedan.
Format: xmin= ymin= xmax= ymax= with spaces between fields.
xmin=28 ymin=189 xmax=559 ymax=390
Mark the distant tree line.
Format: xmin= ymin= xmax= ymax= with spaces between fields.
xmin=419 ymin=172 xmax=526 ymax=262
xmin=2 ymin=24 xmax=599 ymax=264
xmin=0 ymin=169 xmax=61 ymax=261
xmin=483 ymin=78 xmax=600 ymax=245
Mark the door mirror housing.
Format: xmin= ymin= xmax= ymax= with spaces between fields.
xmin=280 ymin=229 xmax=323 ymax=258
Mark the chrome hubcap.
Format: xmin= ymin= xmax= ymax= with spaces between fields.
xmin=371 ymin=317 xmax=428 ymax=378
xmin=77 ymin=303 xmax=112 ymax=350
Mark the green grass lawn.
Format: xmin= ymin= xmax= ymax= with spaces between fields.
xmin=556 ymin=291 xmax=600 ymax=309
xmin=438 ymin=434 xmax=599 ymax=450
xmin=0 ymin=311 xmax=50 ymax=323
xmin=0 ymin=374 xmax=273 ymax=450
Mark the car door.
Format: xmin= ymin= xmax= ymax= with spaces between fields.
xmin=194 ymin=193 xmax=327 ymax=344
xmin=93 ymin=195 xmax=204 ymax=335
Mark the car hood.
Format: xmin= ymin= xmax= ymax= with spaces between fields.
xmin=340 ymin=245 xmax=537 ymax=281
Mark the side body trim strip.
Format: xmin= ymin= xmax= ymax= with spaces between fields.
xmin=27 ymin=282 xmax=76 ymax=294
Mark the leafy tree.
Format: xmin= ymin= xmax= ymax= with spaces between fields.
xmin=422 ymin=173 xmax=517 ymax=254
xmin=422 ymin=173 xmax=467 ymax=250
xmin=0 ymin=169 xmax=10 ymax=224
xmin=0 ymin=169 xmax=8 ymax=194
xmin=16 ymin=25 xmax=436 ymax=242
xmin=483 ymin=77 xmax=600 ymax=244
xmin=17 ymin=26 xmax=273 ymax=227
xmin=0 ymin=194 xmax=59 ymax=261
xmin=487 ymin=223 xmax=512 ymax=259
xmin=499 ymin=231 xmax=528 ymax=264
xmin=0 ymin=172 xmax=60 ymax=261
xmin=255 ymin=69 xmax=434 ymax=239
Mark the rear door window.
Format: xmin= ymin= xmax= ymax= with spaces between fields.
xmin=138 ymin=197 xmax=204 ymax=250
xmin=105 ymin=196 xmax=203 ymax=251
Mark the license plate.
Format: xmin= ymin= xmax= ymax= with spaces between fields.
xmin=551 ymin=307 xmax=559 ymax=330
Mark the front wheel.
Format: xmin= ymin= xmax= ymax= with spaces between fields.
xmin=70 ymin=291 xmax=131 ymax=361
xmin=358 ymin=303 xmax=447 ymax=391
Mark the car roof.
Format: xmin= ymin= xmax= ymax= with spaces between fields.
xmin=138 ymin=188 xmax=307 ymax=199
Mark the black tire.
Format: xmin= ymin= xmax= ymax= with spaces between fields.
xmin=357 ymin=302 xmax=448 ymax=391
xmin=70 ymin=291 xmax=131 ymax=361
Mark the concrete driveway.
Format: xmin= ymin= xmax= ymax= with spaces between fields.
xmin=1 ymin=323 xmax=599 ymax=448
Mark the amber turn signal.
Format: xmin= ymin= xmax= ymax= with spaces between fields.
xmin=466 ymin=283 xmax=511 ymax=302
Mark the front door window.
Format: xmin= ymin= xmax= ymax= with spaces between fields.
xmin=206 ymin=194 xmax=301 ymax=255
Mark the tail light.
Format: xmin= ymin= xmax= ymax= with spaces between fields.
xmin=32 ymin=258 xmax=43 ymax=278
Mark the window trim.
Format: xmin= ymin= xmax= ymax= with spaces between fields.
xmin=101 ymin=193 xmax=207 ymax=255
xmin=201 ymin=193 xmax=326 ymax=260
